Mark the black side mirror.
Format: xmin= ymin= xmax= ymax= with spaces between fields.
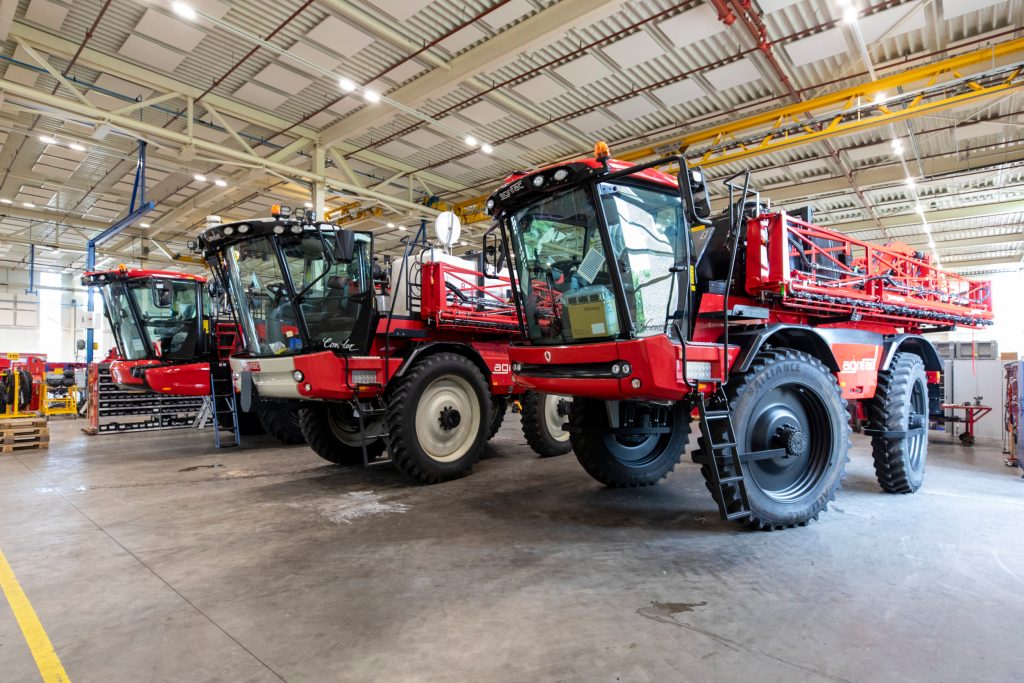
xmin=333 ymin=230 xmax=355 ymax=263
xmin=679 ymin=165 xmax=712 ymax=227
xmin=76 ymin=339 xmax=86 ymax=350
xmin=151 ymin=282 xmax=173 ymax=308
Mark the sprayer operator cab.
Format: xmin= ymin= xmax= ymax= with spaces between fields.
xmin=489 ymin=158 xmax=705 ymax=346
xmin=193 ymin=218 xmax=374 ymax=358
xmin=82 ymin=270 xmax=209 ymax=362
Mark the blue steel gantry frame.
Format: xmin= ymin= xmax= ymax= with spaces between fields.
xmin=85 ymin=140 xmax=155 ymax=362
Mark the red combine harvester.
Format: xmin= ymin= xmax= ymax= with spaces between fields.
xmin=82 ymin=267 xmax=303 ymax=442
xmin=486 ymin=144 xmax=993 ymax=529
xmin=191 ymin=207 xmax=570 ymax=483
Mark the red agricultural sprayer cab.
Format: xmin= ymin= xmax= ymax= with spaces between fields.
xmin=82 ymin=267 xmax=304 ymax=443
xmin=190 ymin=207 xmax=570 ymax=484
xmin=486 ymin=145 xmax=994 ymax=529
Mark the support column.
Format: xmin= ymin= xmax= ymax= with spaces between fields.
xmin=313 ymin=144 xmax=326 ymax=221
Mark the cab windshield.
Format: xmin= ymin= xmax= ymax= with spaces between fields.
xmin=506 ymin=181 xmax=685 ymax=344
xmin=102 ymin=278 xmax=205 ymax=361
xmin=221 ymin=231 xmax=373 ymax=356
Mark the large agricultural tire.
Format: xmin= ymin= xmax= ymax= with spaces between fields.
xmin=867 ymin=352 xmax=928 ymax=493
xmin=255 ymin=402 xmax=306 ymax=445
xmin=701 ymin=348 xmax=849 ymax=530
xmin=569 ymin=399 xmax=690 ymax=487
xmin=299 ymin=403 xmax=385 ymax=466
xmin=487 ymin=396 xmax=507 ymax=441
xmin=521 ymin=391 xmax=572 ymax=458
xmin=386 ymin=352 xmax=490 ymax=484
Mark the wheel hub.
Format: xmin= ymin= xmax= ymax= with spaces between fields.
xmin=773 ymin=424 xmax=808 ymax=458
xmin=438 ymin=405 xmax=462 ymax=431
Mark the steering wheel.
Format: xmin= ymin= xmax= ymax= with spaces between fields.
xmin=266 ymin=283 xmax=288 ymax=302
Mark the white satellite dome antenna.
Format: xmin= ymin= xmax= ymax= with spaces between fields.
xmin=433 ymin=211 xmax=461 ymax=252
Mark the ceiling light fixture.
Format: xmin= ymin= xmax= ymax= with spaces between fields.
xmin=69 ymin=142 xmax=86 ymax=152
xmin=338 ymin=77 xmax=356 ymax=93
xmin=214 ymin=179 xmax=227 ymax=187
xmin=304 ymin=201 xmax=313 ymax=208
xmin=398 ymin=226 xmax=407 ymax=231
xmin=194 ymin=174 xmax=207 ymax=182
xmin=0 ymin=198 xmax=10 ymax=204
xmin=23 ymin=202 xmax=35 ymax=208
xmin=873 ymin=92 xmax=887 ymax=105
xmin=464 ymin=135 xmax=478 ymax=147
xmin=890 ymin=139 xmax=904 ymax=156
xmin=905 ymin=177 xmax=915 ymax=188
xmin=39 ymin=135 xmax=57 ymax=144
xmin=172 ymin=2 xmax=197 ymax=21
xmin=843 ymin=7 xmax=858 ymax=23
xmin=363 ymin=89 xmax=380 ymax=103
xmin=914 ymin=205 xmax=926 ymax=215
xmin=140 ymin=222 xmax=150 ymax=228
xmin=386 ymin=222 xmax=395 ymax=228
xmin=481 ymin=143 xmax=493 ymax=154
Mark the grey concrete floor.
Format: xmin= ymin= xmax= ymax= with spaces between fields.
xmin=0 ymin=417 xmax=1022 ymax=683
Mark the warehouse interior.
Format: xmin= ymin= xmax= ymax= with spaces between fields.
xmin=1 ymin=0 xmax=1022 ymax=680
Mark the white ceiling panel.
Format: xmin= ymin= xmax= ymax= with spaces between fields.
xmin=94 ymin=73 xmax=153 ymax=102
xmin=32 ymin=163 xmax=74 ymax=181
xmin=329 ymin=98 xmax=361 ymax=117
xmin=657 ymin=5 xmax=725 ymax=48
xmin=481 ymin=0 xmax=533 ymax=28
xmin=376 ymin=140 xmax=412 ymax=158
xmin=135 ymin=8 xmax=207 ymax=52
xmin=305 ymin=111 xmax=337 ymax=129
xmin=607 ymin=95 xmax=658 ymax=120
xmin=652 ymin=78 xmax=706 ymax=107
xmin=370 ymin=0 xmax=432 ymax=21
xmin=944 ymin=0 xmax=1005 ymax=19
xmin=846 ymin=141 xmax=890 ymax=161
xmin=785 ymin=27 xmax=846 ymax=67
xmin=459 ymin=152 xmax=496 ymax=170
xmin=20 ymin=186 xmax=55 ymax=200
xmin=602 ymin=30 xmax=663 ymax=69
xmin=118 ymin=34 xmax=185 ymax=72
xmin=515 ymin=129 xmax=559 ymax=149
xmin=567 ymin=109 xmax=616 ymax=134
xmin=190 ymin=0 xmax=230 ymax=20
xmin=233 ymin=82 xmax=288 ymax=109
xmin=385 ymin=59 xmax=427 ymax=84
xmin=254 ymin=63 xmax=313 ymax=94
xmin=281 ymin=41 xmax=342 ymax=78
xmin=42 ymin=144 xmax=86 ymax=163
xmin=513 ymin=73 xmax=564 ymax=101
xmin=3 ymin=64 xmax=38 ymax=87
xmin=433 ymin=161 xmax=471 ymax=178
xmin=954 ymin=122 xmax=1006 ymax=142
xmin=553 ymin=54 xmax=612 ymax=87
xmin=859 ymin=4 xmax=928 ymax=44
xmin=760 ymin=0 xmax=801 ymax=12
xmin=192 ymin=125 xmax=230 ymax=143
xmin=402 ymin=128 xmax=445 ymax=148
xmin=704 ymin=58 xmax=761 ymax=90
xmin=24 ymin=0 xmax=68 ymax=30
xmin=308 ymin=16 xmax=375 ymax=56
xmin=458 ymin=100 xmax=508 ymax=126
xmin=37 ymin=154 xmax=79 ymax=171
xmin=439 ymin=24 xmax=487 ymax=54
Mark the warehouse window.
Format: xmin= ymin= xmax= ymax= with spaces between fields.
xmin=38 ymin=271 xmax=62 ymax=361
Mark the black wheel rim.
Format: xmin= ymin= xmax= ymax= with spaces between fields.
xmin=744 ymin=382 xmax=832 ymax=502
xmin=599 ymin=405 xmax=672 ymax=467
xmin=907 ymin=379 xmax=927 ymax=468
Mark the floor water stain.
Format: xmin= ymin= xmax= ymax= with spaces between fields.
xmin=637 ymin=600 xmax=708 ymax=625
xmin=178 ymin=464 xmax=224 ymax=472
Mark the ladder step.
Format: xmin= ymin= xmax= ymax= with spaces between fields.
xmin=703 ymin=410 xmax=731 ymax=418
xmin=720 ymin=475 xmax=745 ymax=484
xmin=725 ymin=510 xmax=752 ymax=521
xmin=711 ymin=441 xmax=737 ymax=450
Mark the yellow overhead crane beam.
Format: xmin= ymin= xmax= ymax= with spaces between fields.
xmin=452 ymin=36 xmax=1024 ymax=223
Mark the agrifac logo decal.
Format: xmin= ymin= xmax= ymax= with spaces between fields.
xmin=498 ymin=179 xmax=525 ymax=201
xmin=841 ymin=357 xmax=876 ymax=373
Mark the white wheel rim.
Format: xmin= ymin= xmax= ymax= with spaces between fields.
xmin=415 ymin=375 xmax=480 ymax=462
xmin=327 ymin=406 xmax=380 ymax=446
xmin=544 ymin=394 xmax=570 ymax=442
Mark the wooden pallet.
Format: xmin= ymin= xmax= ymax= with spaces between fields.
xmin=1 ymin=432 xmax=49 ymax=445
xmin=1 ymin=426 xmax=48 ymax=440
xmin=0 ymin=416 xmax=47 ymax=428
xmin=1 ymin=441 xmax=48 ymax=453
